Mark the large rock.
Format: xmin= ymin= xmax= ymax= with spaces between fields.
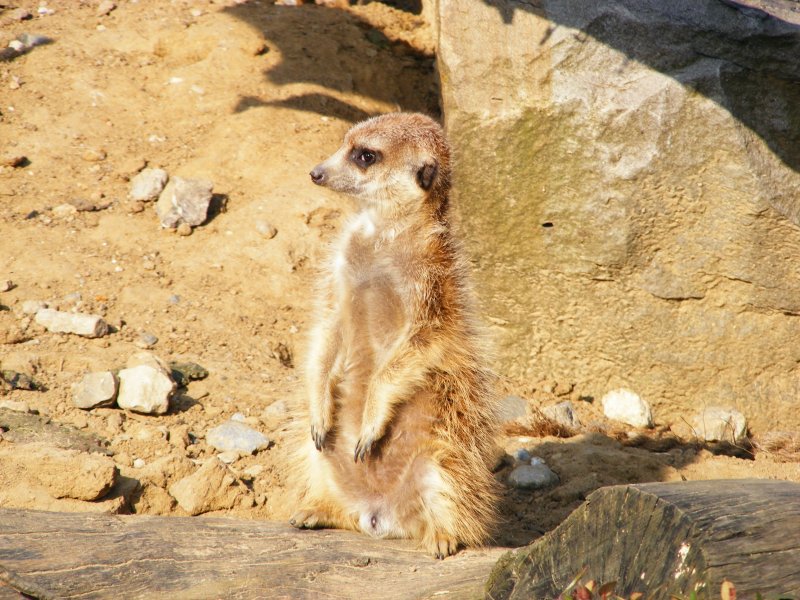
xmin=437 ymin=0 xmax=800 ymax=432
xmin=168 ymin=458 xmax=251 ymax=515
xmin=0 ymin=443 xmax=117 ymax=501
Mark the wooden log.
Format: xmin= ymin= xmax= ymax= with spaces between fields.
xmin=486 ymin=479 xmax=800 ymax=599
xmin=0 ymin=509 xmax=505 ymax=600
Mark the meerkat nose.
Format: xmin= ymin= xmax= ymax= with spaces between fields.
xmin=310 ymin=166 xmax=327 ymax=185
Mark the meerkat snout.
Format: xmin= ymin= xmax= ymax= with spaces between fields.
xmin=309 ymin=166 xmax=326 ymax=185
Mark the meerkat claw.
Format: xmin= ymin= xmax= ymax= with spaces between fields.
xmin=354 ymin=438 xmax=371 ymax=462
xmin=311 ymin=425 xmax=327 ymax=451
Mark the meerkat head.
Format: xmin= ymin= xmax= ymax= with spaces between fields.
xmin=310 ymin=113 xmax=451 ymax=216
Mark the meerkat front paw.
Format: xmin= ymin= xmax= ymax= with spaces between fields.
xmin=309 ymin=391 xmax=335 ymax=451
xmin=353 ymin=420 xmax=385 ymax=462
xmin=427 ymin=534 xmax=459 ymax=560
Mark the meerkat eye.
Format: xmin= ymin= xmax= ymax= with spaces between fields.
xmin=354 ymin=149 xmax=377 ymax=167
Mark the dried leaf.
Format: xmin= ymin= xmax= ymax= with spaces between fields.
xmin=598 ymin=581 xmax=616 ymax=598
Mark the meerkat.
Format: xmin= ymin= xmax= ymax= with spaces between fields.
xmin=289 ymin=112 xmax=499 ymax=559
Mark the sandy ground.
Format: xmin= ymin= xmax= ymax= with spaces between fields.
xmin=1 ymin=0 xmax=798 ymax=552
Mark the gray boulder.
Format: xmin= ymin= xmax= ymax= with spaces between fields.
xmin=437 ymin=0 xmax=800 ymax=432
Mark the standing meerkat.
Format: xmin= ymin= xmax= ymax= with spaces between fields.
xmin=290 ymin=112 xmax=499 ymax=558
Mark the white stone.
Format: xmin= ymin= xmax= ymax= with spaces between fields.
xmin=21 ymin=300 xmax=48 ymax=315
xmin=601 ymin=388 xmax=653 ymax=428
xmin=129 ymin=168 xmax=168 ymax=202
xmin=72 ymin=371 xmax=118 ymax=409
xmin=206 ymin=421 xmax=269 ymax=455
xmin=117 ymin=365 xmax=175 ymax=415
xmin=692 ymin=406 xmax=747 ymax=443
xmin=35 ymin=308 xmax=108 ymax=338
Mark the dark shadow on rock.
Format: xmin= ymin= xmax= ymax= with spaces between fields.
xmin=491 ymin=432 xmax=716 ymax=548
xmin=477 ymin=0 xmax=800 ymax=222
xmin=223 ymin=2 xmax=439 ymax=122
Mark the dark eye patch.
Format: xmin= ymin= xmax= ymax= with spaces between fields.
xmin=350 ymin=147 xmax=381 ymax=169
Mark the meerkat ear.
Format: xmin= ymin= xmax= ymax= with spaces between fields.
xmin=416 ymin=160 xmax=438 ymax=191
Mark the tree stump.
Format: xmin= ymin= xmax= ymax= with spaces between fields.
xmin=0 ymin=510 xmax=505 ymax=599
xmin=486 ymin=479 xmax=800 ymax=599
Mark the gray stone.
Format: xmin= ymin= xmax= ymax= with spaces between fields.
xmin=601 ymin=389 xmax=653 ymax=428
xmin=117 ymin=365 xmax=175 ymax=415
xmin=542 ymin=401 xmax=581 ymax=430
xmin=437 ymin=0 xmax=800 ymax=434
xmin=35 ymin=308 xmax=108 ymax=338
xmin=508 ymin=463 xmax=560 ymax=490
xmin=135 ymin=332 xmax=158 ymax=349
xmin=497 ymin=394 xmax=528 ymax=424
xmin=129 ymin=168 xmax=168 ymax=202
xmin=692 ymin=406 xmax=748 ymax=443
xmin=156 ymin=177 xmax=213 ymax=228
xmin=513 ymin=448 xmax=531 ymax=463
xmin=72 ymin=371 xmax=118 ymax=410
xmin=206 ymin=421 xmax=269 ymax=455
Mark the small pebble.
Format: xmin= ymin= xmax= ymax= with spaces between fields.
xmin=129 ymin=168 xmax=168 ymax=202
xmin=168 ymin=294 xmax=181 ymax=304
xmin=513 ymin=448 xmax=531 ymax=463
xmin=52 ymin=203 xmax=78 ymax=219
xmin=82 ymin=148 xmax=107 ymax=162
xmin=542 ymin=401 xmax=581 ymax=430
xmin=97 ymin=0 xmax=116 ymax=16
xmin=133 ymin=458 xmax=146 ymax=469
xmin=255 ymin=220 xmax=278 ymax=239
xmin=0 ymin=280 xmax=13 ymax=292
xmin=9 ymin=76 xmax=21 ymax=90
xmin=136 ymin=332 xmax=159 ymax=349
xmin=601 ymin=388 xmax=653 ymax=428
xmin=21 ymin=300 xmax=48 ymax=315
xmin=176 ymin=222 xmax=193 ymax=236
xmin=217 ymin=451 xmax=240 ymax=464
xmin=508 ymin=462 xmax=560 ymax=490
xmin=9 ymin=8 xmax=33 ymax=20
xmin=231 ymin=412 xmax=247 ymax=423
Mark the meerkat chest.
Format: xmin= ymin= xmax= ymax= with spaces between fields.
xmin=332 ymin=213 xmax=411 ymax=346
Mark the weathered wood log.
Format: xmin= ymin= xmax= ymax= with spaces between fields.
xmin=0 ymin=509 xmax=505 ymax=600
xmin=487 ymin=479 xmax=800 ymax=599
